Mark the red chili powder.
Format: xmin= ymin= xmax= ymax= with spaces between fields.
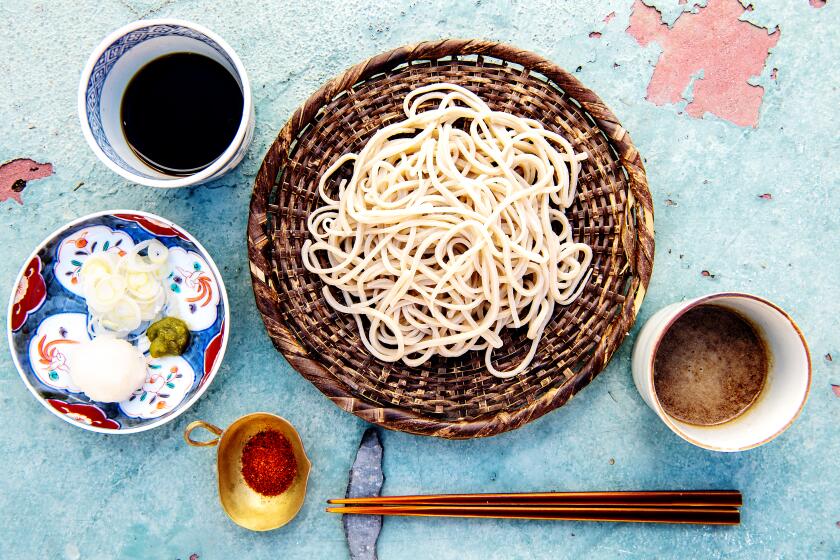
xmin=240 ymin=429 xmax=298 ymax=496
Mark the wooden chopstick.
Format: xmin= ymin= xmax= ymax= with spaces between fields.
xmin=328 ymin=490 xmax=742 ymax=508
xmin=326 ymin=505 xmax=740 ymax=525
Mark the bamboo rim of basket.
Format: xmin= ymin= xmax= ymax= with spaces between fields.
xmin=247 ymin=39 xmax=654 ymax=439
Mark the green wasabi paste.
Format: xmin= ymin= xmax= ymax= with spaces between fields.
xmin=147 ymin=317 xmax=190 ymax=358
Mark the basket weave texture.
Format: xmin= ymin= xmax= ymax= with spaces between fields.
xmin=247 ymin=39 xmax=654 ymax=439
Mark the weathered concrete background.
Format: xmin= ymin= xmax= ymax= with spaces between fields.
xmin=1 ymin=0 xmax=837 ymax=558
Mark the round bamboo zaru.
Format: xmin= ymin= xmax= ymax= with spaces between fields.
xmin=247 ymin=39 xmax=654 ymax=439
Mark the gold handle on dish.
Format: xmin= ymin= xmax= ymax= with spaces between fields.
xmin=184 ymin=420 xmax=223 ymax=447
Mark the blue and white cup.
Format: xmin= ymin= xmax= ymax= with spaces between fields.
xmin=78 ymin=19 xmax=254 ymax=188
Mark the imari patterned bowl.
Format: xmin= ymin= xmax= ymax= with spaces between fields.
xmin=7 ymin=210 xmax=229 ymax=433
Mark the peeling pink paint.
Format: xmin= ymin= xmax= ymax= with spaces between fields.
xmin=810 ymin=0 xmax=826 ymax=8
xmin=627 ymin=0 xmax=780 ymax=127
xmin=832 ymin=384 xmax=840 ymax=398
xmin=771 ymin=67 xmax=778 ymax=80
xmin=604 ymin=11 xmax=616 ymax=23
xmin=589 ymin=31 xmax=602 ymax=39
xmin=679 ymin=0 xmax=688 ymax=4
xmin=0 ymin=158 xmax=54 ymax=204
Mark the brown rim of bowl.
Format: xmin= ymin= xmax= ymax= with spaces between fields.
xmin=647 ymin=292 xmax=812 ymax=452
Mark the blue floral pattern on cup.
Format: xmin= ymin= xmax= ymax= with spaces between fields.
xmin=83 ymin=24 xmax=235 ymax=177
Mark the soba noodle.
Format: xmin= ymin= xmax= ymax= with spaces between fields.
xmin=301 ymin=83 xmax=591 ymax=377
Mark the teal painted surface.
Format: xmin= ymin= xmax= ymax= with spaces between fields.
xmin=0 ymin=0 xmax=837 ymax=558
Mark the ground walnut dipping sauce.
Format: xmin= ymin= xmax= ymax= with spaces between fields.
xmin=240 ymin=429 xmax=298 ymax=496
xmin=653 ymin=305 xmax=769 ymax=426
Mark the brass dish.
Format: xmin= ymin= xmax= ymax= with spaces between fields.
xmin=184 ymin=413 xmax=311 ymax=531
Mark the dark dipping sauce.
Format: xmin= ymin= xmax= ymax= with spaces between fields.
xmin=653 ymin=305 xmax=768 ymax=426
xmin=121 ymin=52 xmax=243 ymax=176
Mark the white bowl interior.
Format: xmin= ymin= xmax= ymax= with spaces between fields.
xmin=662 ymin=296 xmax=810 ymax=450
xmin=98 ymin=35 xmax=244 ymax=180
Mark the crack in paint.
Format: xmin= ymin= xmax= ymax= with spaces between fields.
xmin=0 ymin=158 xmax=54 ymax=204
xmin=627 ymin=0 xmax=780 ymax=127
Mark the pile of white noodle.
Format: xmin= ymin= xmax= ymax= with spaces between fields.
xmin=81 ymin=240 xmax=169 ymax=336
xmin=301 ymin=83 xmax=592 ymax=378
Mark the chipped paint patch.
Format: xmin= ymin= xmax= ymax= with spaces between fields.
xmin=831 ymin=385 xmax=840 ymax=398
xmin=591 ymin=10 xmax=615 ymax=39
xmin=0 ymin=158 xmax=54 ymax=204
xmin=627 ymin=0 xmax=780 ymax=127
xmin=809 ymin=0 xmax=826 ymax=8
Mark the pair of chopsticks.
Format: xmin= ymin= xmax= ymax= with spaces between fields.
xmin=327 ymin=491 xmax=742 ymax=525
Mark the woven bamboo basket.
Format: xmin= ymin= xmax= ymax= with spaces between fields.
xmin=247 ymin=39 xmax=654 ymax=439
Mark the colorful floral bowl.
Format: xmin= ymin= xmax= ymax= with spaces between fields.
xmin=7 ymin=210 xmax=229 ymax=433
